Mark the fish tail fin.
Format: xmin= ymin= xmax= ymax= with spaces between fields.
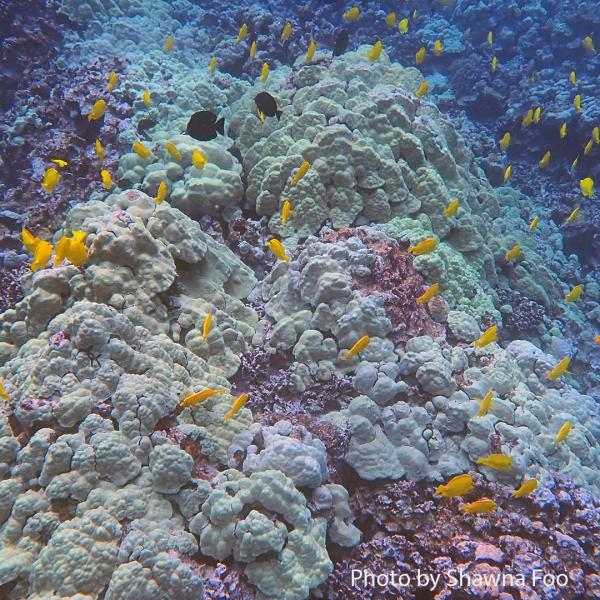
xmin=216 ymin=117 xmax=225 ymax=135
xmin=276 ymin=109 xmax=283 ymax=121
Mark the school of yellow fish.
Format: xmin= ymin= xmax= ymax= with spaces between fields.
xmin=21 ymin=7 xmax=598 ymax=521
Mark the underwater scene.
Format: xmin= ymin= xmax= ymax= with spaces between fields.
xmin=1 ymin=0 xmax=600 ymax=598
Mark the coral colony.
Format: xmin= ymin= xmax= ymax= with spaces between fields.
xmin=0 ymin=1 xmax=599 ymax=599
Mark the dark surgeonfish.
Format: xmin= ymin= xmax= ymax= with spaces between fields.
xmin=186 ymin=110 xmax=225 ymax=141
xmin=333 ymin=29 xmax=349 ymax=56
xmin=254 ymin=92 xmax=283 ymax=120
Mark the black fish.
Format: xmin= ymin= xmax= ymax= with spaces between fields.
xmin=333 ymin=29 xmax=349 ymax=56
xmin=137 ymin=117 xmax=156 ymax=141
xmin=186 ymin=110 xmax=225 ymax=141
xmin=254 ymin=92 xmax=283 ymax=121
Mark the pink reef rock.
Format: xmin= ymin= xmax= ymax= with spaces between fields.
xmin=322 ymin=228 xmax=446 ymax=346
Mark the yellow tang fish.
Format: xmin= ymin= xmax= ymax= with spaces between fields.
xmin=462 ymin=499 xmax=497 ymax=514
xmin=398 ymin=18 xmax=409 ymax=34
xmin=192 ymin=149 xmax=208 ymax=170
xmin=108 ymin=71 xmax=118 ymax=92
xmin=433 ymin=39 xmax=444 ymax=56
xmin=499 ymin=132 xmax=510 ymax=151
xmin=593 ymin=127 xmax=600 ymax=144
xmin=257 ymin=110 xmax=265 ymax=124
xmin=504 ymin=165 xmax=512 ymax=183
xmin=342 ymin=334 xmax=370 ymax=360
xmin=209 ymin=56 xmax=217 ymax=73
xmin=560 ymin=122 xmax=567 ymax=138
xmin=513 ymin=479 xmax=538 ymax=498
xmin=565 ymin=207 xmax=580 ymax=225
xmin=343 ymin=6 xmax=360 ymax=21
xmin=582 ymin=35 xmax=596 ymax=54
xmin=67 ymin=240 xmax=88 ymax=267
xmin=416 ymin=46 xmax=426 ymax=65
xmin=142 ymin=90 xmax=151 ymax=107
xmin=547 ymin=359 xmax=571 ymax=387
xmin=474 ymin=325 xmax=498 ymax=349
xmin=554 ymin=421 xmax=572 ymax=445
xmin=250 ymin=41 xmax=257 ymax=60
xmin=487 ymin=31 xmax=493 ymax=45
xmin=30 ymin=240 xmax=53 ymax=272
xmin=444 ymin=199 xmax=460 ymax=218
xmin=415 ymin=80 xmax=429 ymax=97
xmin=291 ymin=160 xmax=310 ymax=185
xmin=529 ymin=216 xmax=540 ymax=231
xmin=42 ymin=167 xmax=61 ymax=193
xmin=477 ymin=453 xmax=512 ymax=470
xmin=88 ymin=99 xmax=107 ymax=121
xmin=51 ymin=159 xmax=68 ymax=168
xmin=385 ymin=12 xmax=397 ymax=27
xmin=584 ymin=138 xmax=593 ymax=155
xmin=594 ymin=335 xmax=600 ymax=345
xmin=530 ymin=71 xmax=537 ymax=83
xmin=491 ymin=56 xmax=497 ymax=72
xmin=281 ymin=199 xmax=292 ymax=225
xmin=266 ymin=238 xmax=289 ymax=263
xmin=547 ymin=356 xmax=571 ymax=380
xmin=416 ymin=282 xmax=440 ymax=305
xmin=367 ymin=40 xmax=382 ymax=62
xmin=476 ymin=391 xmax=494 ymax=417
xmin=505 ymin=244 xmax=521 ymax=262
xmin=54 ymin=232 xmax=78 ymax=267
xmin=435 ymin=473 xmax=474 ymax=497
xmin=522 ymin=108 xmax=534 ymax=127
xmin=539 ymin=150 xmax=551 ymax=168
xmin=569 ymin=70 xmax=576 ymax=85
xmin=565 ymin=284 xmax=583 ymax=302
xmin=571 ymin=155 xmax=579 ymax=170
xmin=412 ymin=8 xmax=418 ymax=20
xmin=60 ymin=231 xmax=88 ymax=266
xmin=54 ymin=236 xmax=69 ymax=266
xmin=100 ymin=169 xmax=113 ymax=189
xmin=201 ymin=312 xmax=212 ymax=342
xmin=155 ymin=181 xmax=167 ymax=204
xmin=236 ymin=23 xmax=248 ymax=44
xmin=580 ymin=177 xmax=594 ymax=198
xmin=533 ymin=106 xmax=541 ymax=123
xmin=408 ymin=238 xmax=437 ymax=256
xmin=224 ymin=392 xmax=249 ymax=423
xmin=165 ymin=140 xmax=182 ymax=161
xmin=260 ymin=62 xmax=270 ymax=82
xmin=95 ymin=139 xmax=105 ymax=161
xmin=180 ymin=388 xmax=227 ymax=408
xmin=21 ymin=227 xmax=40 ymax=253
xmin=164 ymin=35 xmax=174 ymax=52
xmin=305 ymin=40 xmax=317 ymax=62
xmin=574 ymin=94 xmax=582 ymax=112
xmin=0 ymin=378 xmax=8 ymax=401
xmin=133 ymin=140 xmax=152 ymax=160
xmin=281 ymin=21 xmax=292 ymax=41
